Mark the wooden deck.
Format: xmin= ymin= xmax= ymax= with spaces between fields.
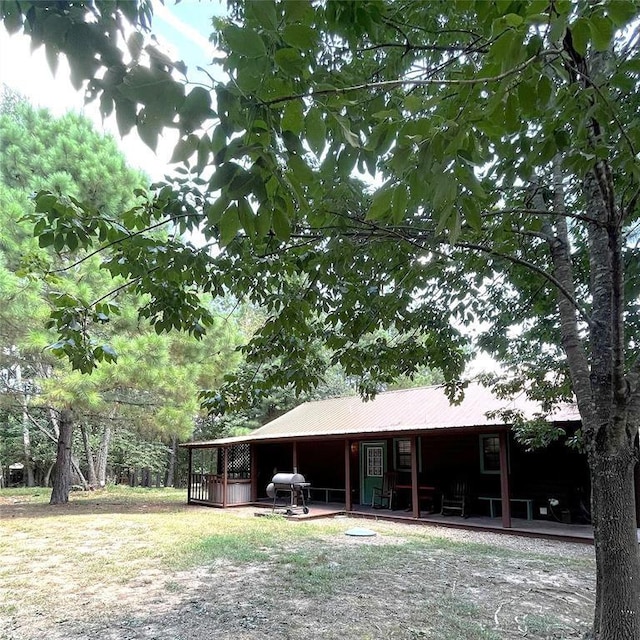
xmin=255 ymin=500 xmax=597 ymax=543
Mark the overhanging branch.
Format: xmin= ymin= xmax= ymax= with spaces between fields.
xmin=263 ymin=52 xmax=560 ymax=106
xmin=455 ymin=241 xmax=593 ymax=327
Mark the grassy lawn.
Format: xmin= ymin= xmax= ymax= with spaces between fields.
xmin=0 ymin=486 xmax=595 ymax=640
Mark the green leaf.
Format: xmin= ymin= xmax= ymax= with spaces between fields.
xmin=114 ymin=97 xmax=138 ymax=137
xmin=35 ymin=193 xmax=58 ymax=213
xmin=195 ymin=134 xmax=211 ymax=174
xmin=274 ymin=47 xmax=305 ymax=76
xmin=433 ymin=174 xmax=457 ymax=211
xmin=236 ymin=197 xmax=255 ymax=236
xmin=588 ymin=15 xmax=614 ymax=52
xmin=283 ymin=0 xmax=314 ymax=22
xmin=282 ymin=100 xmax=305 ymax=134
xmin=288 ymin=154 xmax=314 ymax=183
xmin=53 ymin=232 xmax=65 ymax=252
xmin=39 ymin=231 xmax=54 ymax=248
xmin=224 ymin=25 xmax=266 ymax=58
xmin=170 ymin=134 xmax=199 ymax=164
xmin=282 ymin=130 xmax=303 ymax=155
xmin=179 ymin=87 xmax=213 ymax=133
xmin=463 ymin=197 xmax=482 ymax=231
xmin=205 ymin=197 xmax=229 ymax=226
xmin=305 ymin=107 xmax=326 ymax=155
xmin=537 ymin=75 xmax=553 ymax=107
xmin=503 ymin=13 xmax=524 ymax=27
xmin=228 ymin=168 xmax=255 ymax=198
xmin=255 ymin=203 xmax=272 ymax=238
xmin=127 ymin=31 xmax=144 ymax=60
xmin=137 ymin=113 xmax=161 ymax=150
xmin=518 ymin=80 xmax=537 ymax=116
xmin=209 ymin=163 xmax=242 ymax=192
xmin=271 ymin=207 xmax=290 ymax=241
xmin=548 ymin=14 xmax=568 ymax=44
xmin=236 ymin=62 xmax=266 ymax=92
xmin=2 ymin=2 xmax=23 ymax=33
xmin=334 ymin=115 xmax=361 ymax=148
xmin=45 ymin=43 xmax=59 ymax=75
xmin=403 ymin=95 xmax=424 ymax=113
xmin=120 ymin=65 xmax=184 ymax=112
xmin=282 ymin=24 xmax=318 ymax=50
xmin=246 ymin=0 xmax=278 ymax=30
xmin=607 ymin=0 xmax=637 ymax=27
xmin=488 ymin=30 xmax=517 ymax=71
xmin=391 ymin=184 xmax=408 ymax=225
xmin=570 ymin=18 xmax=590 ymax=57
xmin=553 ymin=129 xmax=571 ymax=151
xmin=366 ymin=187 xmax=393 ymax=222
xmin=219 ymin=205 xmax=240 ymax=247
xmin=66 ymin=233 xmax=79 ymax=252
xmin=503 ymin=92 xmax=519 ymax=131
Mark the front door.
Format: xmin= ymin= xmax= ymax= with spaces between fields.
xmin=360 ymin=441 xmax=386 ymax=505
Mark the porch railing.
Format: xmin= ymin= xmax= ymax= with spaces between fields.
xmin=189 ymin=473 xmax=252 ymax=506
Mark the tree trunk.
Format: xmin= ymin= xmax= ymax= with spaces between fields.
xmin=166 ymin=435 xmax=177 ymax=487
xmin=95 ymin=423 xmax=112 ymax=487
xmin=590 ymin=438 xmax=640 ymax=639
xmin=14 ymin=365 xmax=35 ymax=487
xmin=49 ymin=408 xmax=74 ymax=504
xmin=22 ymin=409 xmax=35 ymax=487
xmin=71 ymin=456 xmax=89 ymax=490
xmin=43 ymin=461 xmax=55 ymax=487
xmin=80 ymin=424 xmax=98 ymax=488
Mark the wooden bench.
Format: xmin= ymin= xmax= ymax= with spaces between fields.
xmin=308 ymin=487 xmax=346 ymax=503
xmin=478 ymin=496 xmax=534 ymax=520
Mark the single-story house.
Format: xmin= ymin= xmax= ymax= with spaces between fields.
xmin=182 ymin=383 xmax=608 ymax=529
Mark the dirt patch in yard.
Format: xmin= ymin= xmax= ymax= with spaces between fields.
xmin=0 ymin=496 xmax=595 ymax=640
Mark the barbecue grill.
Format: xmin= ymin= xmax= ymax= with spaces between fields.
xmin=266 ymin=472 xmax=310 ymax=515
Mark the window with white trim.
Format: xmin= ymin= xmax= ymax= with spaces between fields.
xmin=393 ymin=438 xmax=421 ymax=472
xmin=480 ymin=434 xmax=501 ymax=474
xmin=366 ymin=446 xmax=384 ymax=477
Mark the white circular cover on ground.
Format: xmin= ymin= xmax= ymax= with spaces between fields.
xmin=345 ymin=527 xmax=377 ymax=537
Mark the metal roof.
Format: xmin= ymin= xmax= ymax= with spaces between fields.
xmin=185 ymin=383 xmax=581 ymax=448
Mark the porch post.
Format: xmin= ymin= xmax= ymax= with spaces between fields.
xmin=187 ymin=446 xmax=193 ymax=504
xmin=499 ymin=430 xmax=511 ymax=528
xmin=222 ymin=446 xmax=228 ymax=508
xmin=292 ymin=441 xmax=298 ymax=473
xmin=410 ymin=435 xmax=420 ymax=518
xmin=344 ymin=439 xmax=352 ymax=511
xmin=251 ymin=444 xmax=258 ymax=502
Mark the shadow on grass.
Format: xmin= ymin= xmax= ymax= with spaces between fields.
xmin=0 ymin=488 xmax=190 ymax=519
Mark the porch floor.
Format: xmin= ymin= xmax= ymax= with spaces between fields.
xmin=350 ymin=504 xmax=595 ymax=543
xmin=255 ymin=500 xmax=596 ymax=543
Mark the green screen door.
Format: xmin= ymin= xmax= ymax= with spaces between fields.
xmin=360 ymin=441 xmax=387 ymax=505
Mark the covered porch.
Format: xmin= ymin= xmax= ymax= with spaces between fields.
xmin=185 ymin=425 xmax=593 ymax=531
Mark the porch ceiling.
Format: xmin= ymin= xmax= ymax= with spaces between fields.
xmin=184 ymin=383 xmax=580 ymax=449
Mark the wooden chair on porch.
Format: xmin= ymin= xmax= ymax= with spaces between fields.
xmin=372 ymin=472 xmax=398 ymax=509
xmin=440 ymin=479 xmax=469 ymax=518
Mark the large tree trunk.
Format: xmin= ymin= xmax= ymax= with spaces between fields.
xmin=544 ymin=151 xmax=640 ymax=638
xmin=49 ymin=408 xmax=74 ymax=504
xmin=80 ymin=424 xmax=98 ymax=488
xmin=590 ymin=437 xmax=640 ymax=639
